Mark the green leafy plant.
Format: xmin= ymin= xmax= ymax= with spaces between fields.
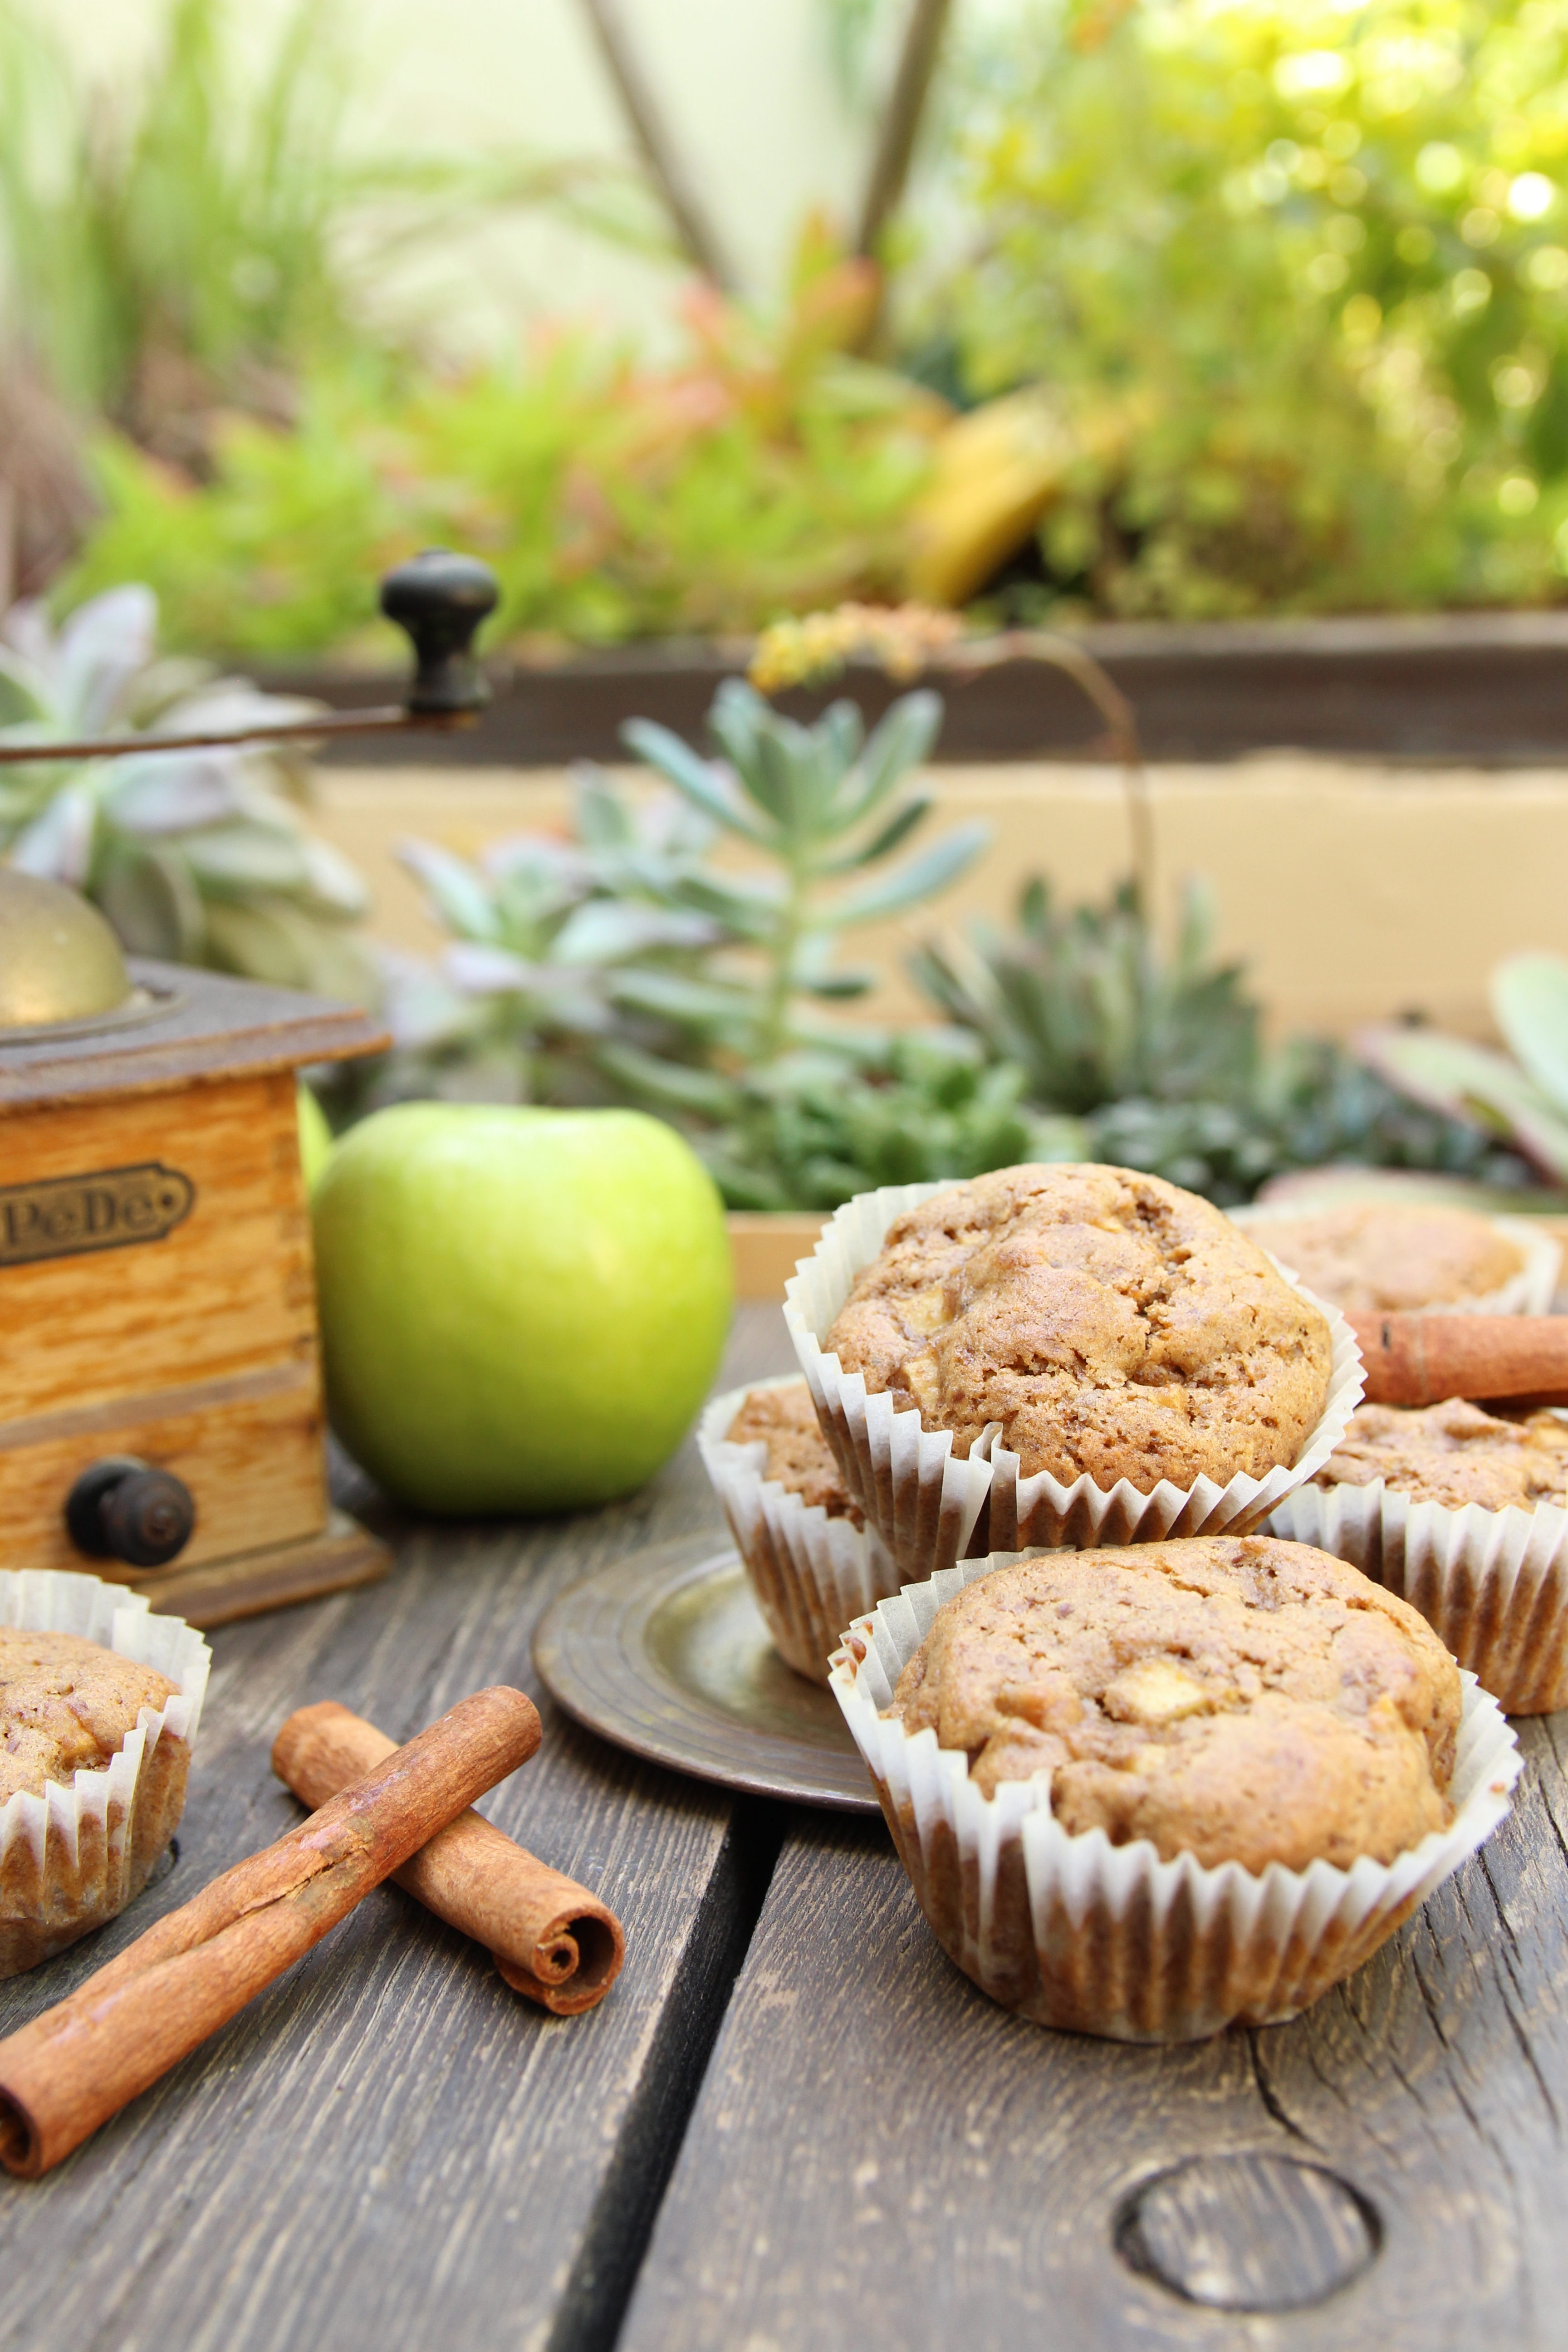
xmin=914 ymin=874 xmax=1532 ymax=1203
xmin=378 ymin=682 xmax=1000 ymax=1200
xmin=1361 ymin=952 xmax=1568 ymax=1183
xmin=63 ymin=263 xmax=944 ymax=658
xmin=909 ymin=0 xmax=1568 ymax=618
xmin=0 ymin=583 xmax=376 ymax=998
xmin=0 ymin=0 xmax=654 ymax=460
xmin=911 ymin=875 xmax=1261 ymax=1111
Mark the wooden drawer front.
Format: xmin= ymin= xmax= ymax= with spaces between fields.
xmin=0 ymin=1366 xmax=327 ymax=1573
xmin=0 ymin=1070 xmax=315 ymax=1422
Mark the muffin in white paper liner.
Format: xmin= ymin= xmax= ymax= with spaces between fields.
xmin=1232 ymin=1202 xmax=1561 ymax=1316
xmin=784 ymin=1180 xmax=1365 ymax=1576
xmin=1269 ymin=1479 xmax=1568 ymax=1715
xmin=699 ymin=1377 xmax=902 ymax=1685
xmin=829 ymin=1552 xmax=1521 ymax=2041
xmin=0 ymin=1570 xmax=211 ymax=1977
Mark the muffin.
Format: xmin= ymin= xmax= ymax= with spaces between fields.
xmin=831 ymin=1539 xmax=1517 ymax=2038
xmin=1234 ymin=1200 xmax=1558 ymax=1316
xmin=1318 ymin=1398 xmax=1568 ymax=1512
xmin=0 ymin=1575 xmax=209 ymax=1976
xmin=724 ymin=1382 xmax=863 ymax=1524
xmin=1271 ymin=1397 xmax=1568 ymax=1711
xmin=889 ymin=1538 xmax=1458 ymax=1865
xmin=698 ymin=1377 xmax=903 ymax=1685
xmin=787 ymin=1167 xmax=1359 ymax=1576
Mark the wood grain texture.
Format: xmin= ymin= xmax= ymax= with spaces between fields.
xmin=0 ymin=1068 xmax=331 ymax=1573
xmin=620 ymin=1714 xmax=1568 ymax=2352
xmin=0 ymin=1302 xmax=795 ymax=2352
xmin=0 ymin=1071 xmax=316 ymax=1414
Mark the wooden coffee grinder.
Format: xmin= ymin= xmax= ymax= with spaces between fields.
xmin=0 ymin=552 xmax=498 ymax=1626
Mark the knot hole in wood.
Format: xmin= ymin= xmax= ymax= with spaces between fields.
xmin=1114 ymin=2152 xmax=1381 ymax=2313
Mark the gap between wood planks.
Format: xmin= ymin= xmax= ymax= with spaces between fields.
xmin=544 ymin=1798 xmax=789 ymax=2352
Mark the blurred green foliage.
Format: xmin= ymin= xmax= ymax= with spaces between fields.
xmin=64 ymin=268 xmax=943 ymax=656
xmin=926 ymin=0 xmax=1568 ymax=617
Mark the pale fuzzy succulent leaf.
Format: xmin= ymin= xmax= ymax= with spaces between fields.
xmin=398 ymin=838 xmax=502 ymax=941
xmin=98 ymin=846 xmax=207 ymax=960
xmin=54 ymin=586 xmax=158 ymax=734
xmin=621 ymin=716 xmax=770 ymax=845
xmin=823 ymin=794 xmax=932 ymax=874
xmin=0 ymin=645 xmax=48 ymax=730
xmin=1492 ymin=952 xmax=1568 ymax=1120
xmin=298 ymin=834 xmax=372 ymax=918
xmin=178 ymin=822 xmax=311 ymax=894
xmin=100 ymin=750 xmax=246 ymax=835
xmin=550 ymin=899 xmax=716 ymax=965
xmin=831 ymin=820 xmax=990 ymax=927
xmin=571 ymin=764 xmax=638 ymax=851
xmin=10 ymin=783 xmax=97 ymax=886
xmin=593 ymin=1040 xmax=742 ymax=1119
xmin=833 ymin=691 xmax=943 ymax=828
xmin=1357 ymin=1023 xmax=1568 ymax=1182
xmin=444 ymin=941 xmax=549 ymax=995
xmin=205 ymin=896 xmax=378 ymax=1004
xmin=607 ymin=968 xmax=755 ymax=1028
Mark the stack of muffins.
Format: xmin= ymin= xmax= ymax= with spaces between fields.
xmin=701 ymin=1166 xmax=1524 ymax=2041
xmin=1250 ymin=1197 xmax=1568 ymax=1712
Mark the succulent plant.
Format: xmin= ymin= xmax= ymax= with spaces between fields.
xmin=0 ymin=584 xmax=376 ymax=1000
xmin=910 ymin=874 xmax=1260 ymax=1113
xmin=1360 ymin=953 xmax=1568 ymax=1186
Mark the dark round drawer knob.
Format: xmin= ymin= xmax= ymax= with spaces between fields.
xmin=66 ymin=1458 xmax=196 ymax=1568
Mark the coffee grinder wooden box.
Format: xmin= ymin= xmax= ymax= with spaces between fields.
xmin=0 ymin=953 xmax=388 ymax=1626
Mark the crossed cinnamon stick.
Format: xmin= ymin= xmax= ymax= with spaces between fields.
xmin=0 ymin=1686 xmax=624 ymax=2178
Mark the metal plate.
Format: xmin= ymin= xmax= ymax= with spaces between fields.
xmin=532 ymin=1534 xmax=877 ymax=1813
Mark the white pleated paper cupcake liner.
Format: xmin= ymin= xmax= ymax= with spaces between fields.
xmin=699 ymin=1379 xmax=902 ymax=1686
xmin=783 ymin=1180 xmax=1365 ymax=1577
xmin=1269 ymin=1480 xmax=1568 ymax=1715
xmin=0 ymin=1570 xmax=211 ymax=1977
xmin=1232 ymin=1204 xmax=1561 ymax=1315
xmin=829 ymin=1553 xmax=1520 ymax=2041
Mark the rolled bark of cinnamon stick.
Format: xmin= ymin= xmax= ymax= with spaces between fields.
xmin=0 ymin=1685 xmax=540 ymax=2179
xmin=272 ymin=1702 xmax=623 ymax=2014
xmin=1350 ymin=1313 xmax=1568 ymax=1408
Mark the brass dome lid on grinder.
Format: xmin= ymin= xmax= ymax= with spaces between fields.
xmin=0 ymin=871 xmax=171 ymax=1043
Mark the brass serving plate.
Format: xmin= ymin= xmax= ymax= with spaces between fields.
xmin=533 ymin=1534 xmax=876 ymax=1812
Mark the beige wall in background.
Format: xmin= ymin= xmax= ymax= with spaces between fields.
xmin=49 ymin=0 xmax=863 ymax=350
xmin=312 ymin=757 xmax=1568 ymax=1041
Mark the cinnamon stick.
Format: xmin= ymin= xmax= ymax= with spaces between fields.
xmin=0 ymin=1685 xmax=540 ymax=2178
xmin=272 ymin=1702 xmax=623 ymax=2014
xmin=1350 ymin=1313 xmax=1568 ymax=1408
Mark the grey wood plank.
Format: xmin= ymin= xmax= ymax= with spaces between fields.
xmin=620 ymin=1716 xmax=1568 ymax=2352
xmin=0 ymin=1301 xmax=795 ymax=2352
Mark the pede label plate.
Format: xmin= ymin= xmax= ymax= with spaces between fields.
xmin=0 ymin=1162 xmax=196 ymax=1266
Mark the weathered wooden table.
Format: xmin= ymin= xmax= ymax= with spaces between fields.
xmin=5 ymin=1303 xmax=1567 ymax=2352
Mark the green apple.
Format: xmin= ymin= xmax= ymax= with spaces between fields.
xmin=312 ymin=1102 xmax=733 ymax=1514
xmin=296 ymin=1083 xmax=334 ymax=1192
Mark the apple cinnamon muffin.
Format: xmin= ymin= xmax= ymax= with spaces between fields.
xmin=1315 ymin=1397 xmax=1568 ymax=1513
xmin=1245 ymin=1202 xmax=1525 ymax=1316
xmin=0 ymin=1628 xmax=181 ymax=1803
xmin=887 ymin=1536 xmax=1459 ymax=1871
xmin=0 ymin=1624 xmax=191 ymax=1976
xmin=725 ymin=1381 xmax=862 ymax=1526
xmin=824 ymin=1164 xmax=1333 ymax=1494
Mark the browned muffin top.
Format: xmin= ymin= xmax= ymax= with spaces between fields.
xmin=1253 ymin=1202 xmax=1524 ymax=1315
xmin=887 ymin=1537 xmax=1458 ymax=1871
xmin=726 ymin=1380 xmax=862 ymax=1524
xmin=824 ymin=1164 xmax=1333 ymax=1491
xmin=1318 ymin=1396 xmax=1568 ymax=1512
xmin=0 ymin=1627 xmax=180 ymax=1804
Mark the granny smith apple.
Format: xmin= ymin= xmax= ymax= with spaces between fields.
xmin=296 ymin=1084 xmax=334 ymax=1193
xmin=312 ymin=1103 xmax=733 ymax=1514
